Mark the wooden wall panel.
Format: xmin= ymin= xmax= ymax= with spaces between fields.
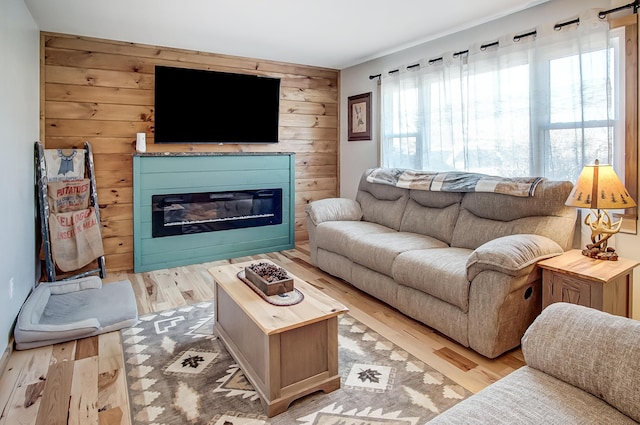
xmin=41 ymin=32 xmax=339 ymax=272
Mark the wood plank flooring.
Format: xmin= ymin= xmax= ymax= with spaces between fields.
xmin=0 ymin=243 xmax=525 ymax=424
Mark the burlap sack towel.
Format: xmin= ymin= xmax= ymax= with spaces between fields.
xmin=47 ymin=179 xmax=91 ymax=213
xmin=44 ymin=148 xmax=85 ymax=182
xmin=49 ymin=207 xmax=104 ymax=271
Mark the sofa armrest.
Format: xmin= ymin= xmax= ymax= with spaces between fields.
xmin=466 ymin=234 xmax=563 ymax=281
xmin=305 ymin=198 xmax=363 ymax=226
xmin=522 ymin=303 xmax=640 ymax=423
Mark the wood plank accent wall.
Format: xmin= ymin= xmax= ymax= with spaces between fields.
xmin=40 ymin=32 xmax=340 ymax=272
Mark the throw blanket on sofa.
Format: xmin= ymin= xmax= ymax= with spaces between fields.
xmin=366 ymin=168 xmax=543 ymax=197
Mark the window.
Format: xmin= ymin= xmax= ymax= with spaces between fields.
xmin=381 ymin=12 xmax=636 ymax=191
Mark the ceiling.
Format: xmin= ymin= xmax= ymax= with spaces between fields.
xmin=24 ymin=0 xmax=550 ymax=69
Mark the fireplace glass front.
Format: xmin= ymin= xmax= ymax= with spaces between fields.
xmin=152 ymin=189 xmax=282 ymax=238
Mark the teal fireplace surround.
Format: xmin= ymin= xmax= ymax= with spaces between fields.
xmin=133 ymin=153 xmax=295 ymax=272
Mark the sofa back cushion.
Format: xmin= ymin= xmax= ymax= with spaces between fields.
xmin=356 ymin=170 xmax=409 ymax=230
xmin=451 ymin=180 xmax=576 ymax=250
xmin=399 ymin=190 xmax=462 ymax=244
xmin=522 ymin=303 xmax=640 ymax=423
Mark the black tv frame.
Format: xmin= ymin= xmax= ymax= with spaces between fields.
xmin=154 ymin=65 xmax=281 ymax=144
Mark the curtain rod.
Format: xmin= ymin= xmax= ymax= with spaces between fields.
xmin=367 ymin=8 xmax=621 ymax=81
xmin=513 ymin=30 xmax=537 ymax=42
xmin=369 ymin=29 xmax=534 ymax=80
xmin=598 ymin=0 xmax=639 ymax=19
xmin=554 ymin=17 xmax=579 ymax=30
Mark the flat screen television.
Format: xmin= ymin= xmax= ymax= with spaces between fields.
xmin=154 ymin=66 xmax=281 ymax=144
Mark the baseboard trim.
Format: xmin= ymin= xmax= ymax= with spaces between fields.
xmin=0 ymin=341 xmax=13 ymax=377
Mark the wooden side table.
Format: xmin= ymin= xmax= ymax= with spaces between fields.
xmin=537 ymin=249 xmax=639 ymax=318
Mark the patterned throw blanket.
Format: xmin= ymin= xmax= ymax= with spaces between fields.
xmin=366 ymin=168 xmax=543 ymax=197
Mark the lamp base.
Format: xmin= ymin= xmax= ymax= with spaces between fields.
xmin=582 ymin=246 xmax=619 ymax=261
xmin=582 ymin=209 xmax=623 ymax=261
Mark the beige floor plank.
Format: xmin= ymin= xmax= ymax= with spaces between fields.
xmin=75 ymin=337 xmax=99 ymax=361
xmin=128 ymin=274 xmax=154 ymax=315
xmin=97 ymin=332 xmax=124 ymax=375
xmin=97 ymin=407 xmax=124 ymax=425
xmin=35 ymin=359 xmax=74 ymax=425
xmin=2 ymin=346 xmax=53 ymax=425
xmin=172 ymin=270 xmax=199 ymax=302
xmin=141 ymin=272 xmax=163 ymax=307
xmin=182 ymin=270 xmax=215 ymax=301
xmin=50 ymin=341 xmax=77 ymax=365
xmin=195 ymin=268 xmax=217 ymax=294
xmin=97 ymin=368 xmax=130 ymax=425
xmin=0 ymin=349 xmax=30 ymax=425
xmin=152 ymin=270 xmax=186 ymax=309
xmin=152 ymin=301 xmax=173 ymax=312
xmin=69 ymin=356 xmax=99 ymax=425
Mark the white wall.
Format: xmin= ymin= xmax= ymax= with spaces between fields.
xmin=340 ymin=0 xmax=640 ymax=318
xmin=0 ymin=0 xmax=40 ymax=354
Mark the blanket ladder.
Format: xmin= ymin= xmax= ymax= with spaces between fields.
xmin=35 ymin=141 xmax=106 ymax=282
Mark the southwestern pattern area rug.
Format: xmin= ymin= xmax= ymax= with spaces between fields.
xmin=121 ymin=302 xmax=470 ymax=424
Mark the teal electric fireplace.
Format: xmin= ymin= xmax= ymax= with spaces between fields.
xmin=133 ymin=152 xmax=295 ymax=272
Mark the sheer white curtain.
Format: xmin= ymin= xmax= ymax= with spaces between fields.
xmin=381 ymin=10 xmax=617 ymax=182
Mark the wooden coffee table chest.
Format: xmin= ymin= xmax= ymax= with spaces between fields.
xmin=209 ymin=260 xmax=348 ymax=417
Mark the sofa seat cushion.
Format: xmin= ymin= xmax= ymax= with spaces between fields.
xmin=348 ymin=232 xmax=448 ymax=277
xmin=393 ymin=247 xmax=472 ymax=311
xmin=315 ymin=221 xmax=396 ymax=259
xmin=428 ymin=366 xmax=638 ymax=424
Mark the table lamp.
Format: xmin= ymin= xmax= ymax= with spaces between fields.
xmin=564 ymin=159 xmax=636 ymax=260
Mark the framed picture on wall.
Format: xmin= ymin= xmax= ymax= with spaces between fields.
xmin=348 ymin=92 xmax=372 ymax=141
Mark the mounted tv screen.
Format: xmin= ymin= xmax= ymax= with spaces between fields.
xmin=154 ymin=66 xmax=280 ymax=144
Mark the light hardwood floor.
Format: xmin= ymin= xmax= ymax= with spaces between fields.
xmin=0 ymin=243 xmax=524 ymax=425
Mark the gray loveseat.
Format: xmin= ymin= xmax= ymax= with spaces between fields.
xmin=305 ymin=168 xmax=576 ymax=358
xmin=429 ymin=303 xmax=640 ymax=424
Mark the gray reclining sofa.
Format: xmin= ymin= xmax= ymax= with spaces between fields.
xmin=305 ymin=168 xmax=576 ymax=358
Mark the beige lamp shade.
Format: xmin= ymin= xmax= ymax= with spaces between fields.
xmin=565 ymin=160 xmax=636 ymax=209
